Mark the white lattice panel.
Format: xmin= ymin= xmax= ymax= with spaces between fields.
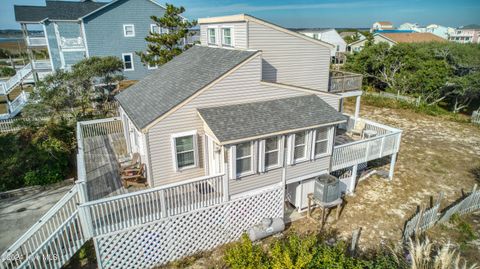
xmin=94 ymin=187 xmax=283 ymax=269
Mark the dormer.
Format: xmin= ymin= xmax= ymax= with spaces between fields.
xmin=199 ymin=15 xmax=248 ymax=49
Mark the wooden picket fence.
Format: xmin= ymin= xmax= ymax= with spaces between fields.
xmin=0 ymin=118 xmax=22 ymax=133
xmin=403 ymin=185 xmax=480 ymax=241
xmin=472 ymin=111 xmax=480 ymax=126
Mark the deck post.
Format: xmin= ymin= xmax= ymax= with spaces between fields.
xmin=348 ymin=164 xmax=358 ymax=193
xmin=354 ymin=95 xmax=361 ymax=121
xmin=77 ymin=181 xmax=94 ymax=239
xmin=388 ymin=153 xmax=397 ymax=180
xmin=222 ymin=174 xmax=229 ymax=202
xmin=160 ymin=189 xmax=167 ymax=218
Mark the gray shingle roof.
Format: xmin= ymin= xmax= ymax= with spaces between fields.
xmin=116 ymin=46 xmax=258 ymax=130
xmin=14 ymin=1 xmax=107 ymax=22
xmin=197 ymin=95 xmax=346 ymax=144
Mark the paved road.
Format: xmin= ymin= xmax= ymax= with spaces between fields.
xmin=0 ymin=184 xmax=73 ymax=253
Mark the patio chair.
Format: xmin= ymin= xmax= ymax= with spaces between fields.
xmin=119 ymin=153 xmax=140 ymax=174
xmin=349 ymin=120 xmax=366 ymax=138
xmin=121 ymin=163 xmax=147 ymax=188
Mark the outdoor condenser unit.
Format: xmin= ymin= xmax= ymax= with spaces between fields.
xmin=313 ymin=174 xmax=340 ymax=204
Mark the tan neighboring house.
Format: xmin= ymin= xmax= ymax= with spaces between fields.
xmin=348 ymin=32 xmax=446 ymax=53
xmin=371 ymin=21 xmax=394 ymax=32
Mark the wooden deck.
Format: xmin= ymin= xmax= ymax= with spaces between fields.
xmin=83 ymin=133 xmax=146 ymax=201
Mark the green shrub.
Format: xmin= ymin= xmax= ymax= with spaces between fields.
xmin=0 ymin=121 xmax=75 ymax=191
xmin=224 ymin=233 xmax=402 ymax=269
xmin=224 ymin=234 xmax=268 ymax=269
xmin=0 ymin=66 xmax=16 ymax=77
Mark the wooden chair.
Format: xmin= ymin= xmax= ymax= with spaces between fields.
xmin=121 ymin=164 xmax=147 ymax=188
xmin=119 ymin=153 xmax=140 ymax=174
xmin=349 ymin=120 xmax=366 ymax=138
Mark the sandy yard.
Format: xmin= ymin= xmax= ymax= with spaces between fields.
xmin=286 ymin=101 xmax=480 ymax=257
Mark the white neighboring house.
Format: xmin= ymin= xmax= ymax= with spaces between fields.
xmin=398 ymin=22 xmax=422 ymax=31
xmin=371 ymin=21 xmax=394 ymax=32
xmin=398 ymin=22 xmax=454 ymax=39
xmin=295 ymin=28 xmax=347 ymax=63
xmin=424 ymin=24 xmax=455 ymax=39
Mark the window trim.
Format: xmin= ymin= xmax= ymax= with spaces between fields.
xmin=221 ymin=27 xmax=234 ymax=47
xmin=146 ymin=53 xmax=157 ymax=70
xmin=123 ymin=24 xmax=135 ymax=37
xmin=122 ymin=53 xmax=134 ymax=71
xmin=171 ymin=130 xmax=199 ymax=172
xmin=263 ymin=136 xmax=282 ymax=171
xmin=235 ymin=141 xmax=255 ymax=177
xmin=292 ymin=131 xmax=309 ymax=163
xmin=207 ymin=27 xmax=218 ymax=45
xmin=150 ymin=24 xmax=160 ymax=34
xmin=312 ymin=127 xmax=332 ymax=159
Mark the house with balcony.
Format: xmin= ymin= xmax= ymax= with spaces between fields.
xmin=0 ymin=0 xmax=168 ymax=119
xmin=449 ymin=24 xmax=480 ymax=44
xmin=1 ymin=14 xmax=402 ymax=269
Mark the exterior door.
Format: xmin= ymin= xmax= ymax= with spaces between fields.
xmin=206 ymin=135 xmax=222 ymax=175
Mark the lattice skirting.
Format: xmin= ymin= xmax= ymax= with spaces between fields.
xmin=94 ymin=187 xmax=283 ymax=269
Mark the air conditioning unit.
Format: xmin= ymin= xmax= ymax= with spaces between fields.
xmin=313 ymin=174 xmax=340 ymax=204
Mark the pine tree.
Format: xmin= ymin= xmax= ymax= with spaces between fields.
xmin=137 ymin=4 xmax=197 ymax=67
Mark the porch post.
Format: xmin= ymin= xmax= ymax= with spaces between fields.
xmin=349 ymin=164 xmax=358 ymax=193
xmin=354 ymin=95 xmax=361 ymax=120
xmin=388 ymin=153 xmax=397 ymax=180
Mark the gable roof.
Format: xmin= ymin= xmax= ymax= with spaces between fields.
xmin=375 ymin=21 xmax=393 ymax=26
xmin=116 ymin=46 xmax=258 ymax=130
xmin=460 ymin=24 xmax=480 ymax=30
xmin=380 ymin=32 xmax=446 ymax=43
xmin=197 ymin=95 xmax=346 ymax=144
xmin=198 ymin=14 xmax=335 ymax=49
xmin=15 ymin=0 xmax=107 ymax=22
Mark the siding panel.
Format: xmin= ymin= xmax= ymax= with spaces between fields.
xmin=200 ymin=22 xmax=247 ymax=49
xmin=248 ymin=21 xmax=331 ymax=92
xmin=230 ymin=169 xmax=282 ymax=195
xmin=286 ymin=156 xmax=331 ymax=181
xmin=83 ymin=0 xmax=165 ymax=80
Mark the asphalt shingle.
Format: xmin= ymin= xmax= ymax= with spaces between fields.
xmin=197 ymin=95 xmax=346 ymax=144
xmin=15 ymin=1 xmax=107 ymax=22
xmin=115 ymin=46 xmax=257 ymax=129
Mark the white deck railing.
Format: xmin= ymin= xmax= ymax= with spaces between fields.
xmin=0 ymin=64 xmax=32 ymax=95
xmin=332 ymin=116 xmax=402 ymax=171
xmin=32 ymin=60 xmax=52 ymax=71
xmin=16 ymin=211 xmax=86 ymax=269
xmin=60 ymin=37 xmax=85 ymax=50
xmin=0 ymin=185 xmax=80 ymax=269
xmin=26 ymin=37 xmax=47 ymax=47
xmin=79 ymin=173 xmax=226 ymax=237
xmin=8 ymin=91 xmax=29 ymax=116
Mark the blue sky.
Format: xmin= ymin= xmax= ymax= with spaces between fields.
xmin=1 ymin=0 xmax=479 ymax=30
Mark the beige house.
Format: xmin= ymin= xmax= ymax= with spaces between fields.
xmin=348 ymin=32 xmax=446 ymax=53
xmin=371 ymin=21 xmax=394 ymax=32
xmin=2 ymin=14 xmax=403 ymax=269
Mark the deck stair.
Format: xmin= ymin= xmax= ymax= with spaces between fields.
xmin=0 ymin=64 xmax=33 ymax=96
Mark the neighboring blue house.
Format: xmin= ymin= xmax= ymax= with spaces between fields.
xmin=14 ymin=0 xmax=168 ymax=80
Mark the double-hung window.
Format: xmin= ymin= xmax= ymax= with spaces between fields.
xmin=313 ymin=127 xmax=330 ymax=157
xmin=293 ymin=131 xmax=308 ymax=162
xmin=208 ymin=28 xmax=217 ymax=45
xmin=172 ymin=131 xmax=198 ymax=171
xmin=150 ymin=24 xmax=160 ymax=34
xmin=236 ymin=142 xmax=253 ymax=176
xmin=122 ymin=53 xmax=134 ymax=71
xmin=222 ymin=28 xmax=232 ymax=46
xmin=264 ymin=136 xmax=280 ymax=169
xmin=123 ymin=24 xmax=135 ymax=37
